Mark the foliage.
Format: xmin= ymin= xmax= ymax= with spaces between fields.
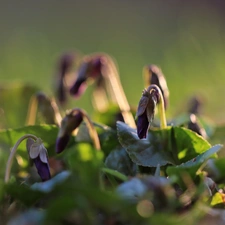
xmin=1 ymin=53 xmax=225 ymax=225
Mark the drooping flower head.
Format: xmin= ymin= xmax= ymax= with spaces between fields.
xmin=187 ymin=95 xmax=203 ymax=115
xmin=55 ymin=109 xmax=83 ymax=153
xmin=143 ymin=65 xmax=169 ymax=110
xmin=55 ymin=52 xmax=77 ymax=104
xmin=136 ymin=85 xmax=160 ymax=139
xmin=70 ymin=55 xmax=105 ymax=98
xmin=26 ymin=138 xmax=51 ymax=181
xmin=187 ymin=114 xmax=207 ymax=139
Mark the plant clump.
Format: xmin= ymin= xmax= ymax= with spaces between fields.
xmin=1 ymin=52 xmax=225 ymax=225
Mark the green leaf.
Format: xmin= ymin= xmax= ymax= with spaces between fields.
xmin=5 ymin=182 xmax=45 ymax=207
xmin=117 ymin=121 xmax=211 ymax=167
xmin=0 ymin=125 xmax=59 ymax=179
xmin=117 ymin=121 xmax=175 ymax=167
xmin=104 ymin=147 xmax=137 ymax=176
xmin=167 ymin=145 xmax=222 ymax=188
xmin=211 ymin=192 xmax=225 ymax=207
xmin=172 ymin=126 xmax=211 ymax=162
xmin=101 ymin=167 xmax=128 ymax=182
xmin=0 ymin=125 xmax=59 ymax=156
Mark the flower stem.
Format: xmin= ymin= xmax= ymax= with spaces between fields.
xmin=73 ymin=109 xmax=101 ymax=151
xmin=26 ymin=95 xmax=38 ymax=125
xmin=158 ymin=90 xmax=167 ymax=129
xmin=26 ymin=93 xmax=62 ymax=126
xmin=102 ymin=55 xmax=136 ymax=128
xmin=147 ymin=84 xmax=167 ymax=129
xmin=4 ymin=134 xmax=37 ymax=183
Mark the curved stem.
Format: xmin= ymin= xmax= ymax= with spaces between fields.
xmin=73 ymin=109 xmax=101 ymax=151
xmin=102 ymin=55 xmax=136 ymax=128
xmin=26 ymin=95 xmax=38 ymax=125
xmin=147 ymin=84 xmax=167 ymax=129
xmin=4 ymin=134 xmax=37 ymax=183
xmin=158 ymin=90 xmax=167 ymax=129
xmin=50 ymin=98 xmax=62 ymax=126
xmin=92 ymin=86 xmax=109 ymax=112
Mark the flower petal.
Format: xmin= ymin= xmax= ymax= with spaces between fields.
xmin=29 ymin=144 xmax=40 ymax=159
xmin=39 ymin=147 xmax=48 ymax=163
xmin=136 ymin=95 xmax=149 ymax=117
xmin=33 ymin=157 xmax=51 ymax=181
xmin=137 ymin=111 xmax=149 ymax=139
xmin=26 ymin=138 xmax=35 ymax=151
xmin=55 ymin=134 xmax=70 ymax=154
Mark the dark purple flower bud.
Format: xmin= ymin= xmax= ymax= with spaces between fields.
xmin=55 ymin=134 xmax=71 ymax=154
xmin=55 ymin=52 xmax=76 ymax=104
xmin=187 ymin=114 xmax=207 ymax=139
xmin=187 ymin=96 xmax=203 ymax=115
xmin=144 ymin=65 xmax=169 ymax=110
xmin=137 ymin=110 xmax=149 ymax=139
xmin=136 ymin=87 xmax=159 ymax=139
xmin=26 ymin=138 xmax=51 ymax=182
xmin=70 ymin=56 xmax=104 ymax=98
xmin=56 ymin=110 xmax=83 ymax=153
xmin=58 ymin=53 xmax=76 ymax=76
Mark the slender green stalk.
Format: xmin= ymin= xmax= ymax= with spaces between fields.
xmin=26 ymin=95 xmax=38 ymax=125
xmin=102 ymin=54 xmax=136 ymax=128
xmin=4 ymin=134 xmax=37 ymax=183
xmin=50 ymin=98 xmax=62 ymax=126
xmin=158 ymin=89 xmax=167 ymax=129
xmin=92 ymin=86 xmax=109 ymax=112
xmin=72 ymin=108 xmax=101 ymax=151
xmin=147 ymin=85 xmax=167 ymax=129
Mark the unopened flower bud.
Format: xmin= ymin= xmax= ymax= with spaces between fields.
xmin=187 ymin=96 xmax=203 ymax=115
xmin=144 ymin=65 xmax=169 ymax=110
xmin=55 ymin=52 xmax=77 ymax=104
xmin=136 ymin=87 xmax=160 ymax=139
xmin=188 ymin=114 xmax=207 ymax=139
xmin=70 ymin=56 xmax=104 ymax=97
xmin=26 ymin=138 xmax=51 ymax=181
xmin=55 ymin=110 xmax=83 ymax=153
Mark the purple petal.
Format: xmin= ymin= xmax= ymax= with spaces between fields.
xmin=55 ymin=134 xmax=70 ymax=154
xmin=33 ymin=157 xmax=51 ymax=181
xmin=137 ymin=111 xmax=149 ymax=139
xmin=69 ymin=78 xmax=87 ymax=98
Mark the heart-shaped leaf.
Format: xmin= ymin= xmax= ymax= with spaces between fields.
xmin=0 ymin=125 xmax=59 ymax=156
xmin=117 ymin=121 xmax=211 ymax=167
xmin=167 ymin=145 xmax=222 ymax=188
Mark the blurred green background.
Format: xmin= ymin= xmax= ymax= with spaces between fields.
xmin=1 ymin=0 xmax=225 ymax=128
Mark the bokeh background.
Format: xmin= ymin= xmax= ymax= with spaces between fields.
xmin=1 ymin=0 xmax=225 ymax=127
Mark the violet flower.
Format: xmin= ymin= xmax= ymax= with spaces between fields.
xmin=26 ymin=138 xmax=51 ymax=181
xmin=55 ymin=52 xmax=76 ymax=104
xmin=70 ymin=56 xmax=103 ymax=97
xmin=55 ymin=110 xmax=83 ymax=153
xmin=136 ymin=87 xmax=160 ymax=139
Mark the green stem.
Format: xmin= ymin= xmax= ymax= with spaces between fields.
xmin=72 ymin=109 xmax=101 ymax=151
xmin=158 ymin=89 xmax=167 ymax=129
xmin=147 ymin=84 xmax=167 ymax=129
xmin=26 ymin=95 xmax=38 ymax=125
xmin=4 ymin=134 xmax=38 ymax=183
xmin=102 ymin=54 xmax=136 ymax=128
